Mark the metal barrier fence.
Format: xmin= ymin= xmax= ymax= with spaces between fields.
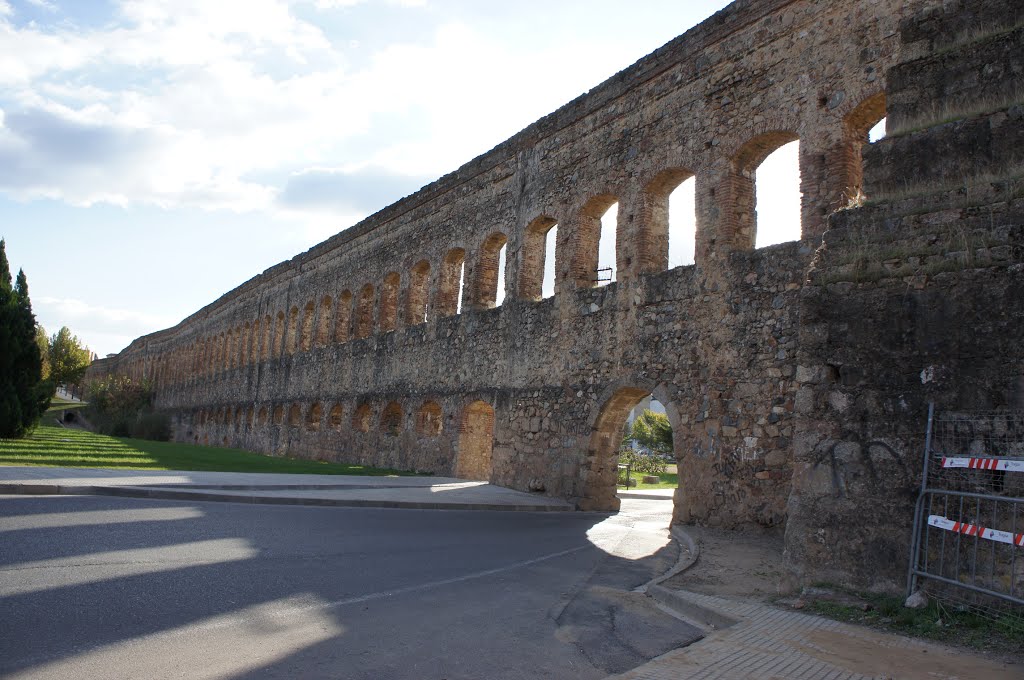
xmin=907 ymin=405 xmax=1024 ymax=623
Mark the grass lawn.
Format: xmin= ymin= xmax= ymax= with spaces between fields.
xmin=620 ymin=471 xmax=678 ymax=490
xmin=0 ymin=423 xmax=414 ymax=476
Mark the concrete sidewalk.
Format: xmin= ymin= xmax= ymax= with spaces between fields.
xmin=0 ymin=466 xmax=573 ymax=512
xmin=615 ymin=534 xmax=1021 ymax=680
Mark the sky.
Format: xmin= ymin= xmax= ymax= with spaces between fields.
xmin=0 ymin=0 xmax=814 ymax=357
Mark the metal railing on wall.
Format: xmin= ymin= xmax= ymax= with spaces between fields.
xmin=907 ymin=404 xmax=1024 ymax=625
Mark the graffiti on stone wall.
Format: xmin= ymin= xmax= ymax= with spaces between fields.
xmin=810 ymin=435 xmax=913 ymax=499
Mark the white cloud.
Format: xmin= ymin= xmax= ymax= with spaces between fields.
xmin=25 ymin=0 xmax=58 ymax=11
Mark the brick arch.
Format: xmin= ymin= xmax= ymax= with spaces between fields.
xmin=273 ymin=311 xmax=286 ymax=356
xmin=288 ymin=402 xmax=302 ymax=427
xmin=355 ymin=284 xmax=375 ymax=339
xmin=406 ymin=260 xmax=431 ymax=325
xmin=257 ymin=406 xmax=268 ymax=426
xmin=518 ymin=215 xmax=559 ymax=301
xmin=437 ymin=248 xmax=466 ymax=317
xmin=300 ymin=300 xmax=316 ymax=352
xmin=261 ymin=315 xmax=271 ymax=361
xmin=328 ymin=403 xmax=344 ymax=430
xmin=473 ymin=233 xmax=507 ymax=309
xmin=726 ymin=130 xmax=801 ymax=250
xmin=315 ymin=296 xmax=333 ymax=347
xmin=307 ymin=402 xmax=322 ymax=432
xmin=380 ymin=272 xmax=401 ymax=332
xmin=415 ymin=400 xmax=444 ymax=437
xmin=456 ymin=400 xmax=494 ymax=481
xmin=840 ymin=91 xmax=888 ymax=202
xmin=380 ymin=401 xmax=403 ymax=436
xmin=570 ymin=193 xmax=620 ymax=289
xmin=286 ymin=306 xmax=300 ymax=355
xmin=241 ymin=322 xmax=251 ymax=365
xmin=335 ymin=290 xmax=353 ymax=343
xmin=638 ymin=167 xmax=696 ymax=274
xmin=353 ymin=403 xmax=372 ymax=432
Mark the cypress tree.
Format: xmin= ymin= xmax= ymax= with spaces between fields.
xmin=0 ymin=240 xmax=49 ymax=437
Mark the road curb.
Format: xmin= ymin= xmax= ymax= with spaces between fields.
xmin=0 ymin=482 xmax=574 ymax=512
xmin=637 ymin=524 xmax=701 ymax=593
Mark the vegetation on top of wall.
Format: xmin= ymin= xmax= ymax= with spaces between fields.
xmin=888 ymin=93 xmax=1024 ymax=138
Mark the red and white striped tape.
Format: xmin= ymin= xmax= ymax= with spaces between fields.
xmin=941 ymin=457 xmax=1024 ymax=472
xmin=928 ymin=515 xmax=1024 ymax=547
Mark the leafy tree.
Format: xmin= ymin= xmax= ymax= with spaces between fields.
xmin=626 ymin=409 xmax=674 ymax=455
xmin=36 ymin=325 xmax=50 ymax=380
xmin=0 ymin=240 xmax=50 ymax=437
xmin=49 ymin=326 xmax=91 ymax=386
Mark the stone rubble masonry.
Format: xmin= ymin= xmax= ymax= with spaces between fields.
xmin=87 ymin=0 xmax=1024 ymax=588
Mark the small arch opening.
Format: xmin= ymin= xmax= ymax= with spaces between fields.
xmin=356 ymin=284 xmax=375 ymax=339
xmin=300 ymin=301 xmax=315 ymax=352
xmin=380 ymin=272 xmax=401 ymax=333
xmin=456 ymin=401 xmax=495 ymax=481
xmin=438 ymin=248 xmax=466 ymax=317
xmin=476 ymin=233 xmax=508 ymax=309
xmin=272 ymin=404 xmax=284 ymax=426
xmin=407 ymin=261 xmax=431 ymax=325
xmin=416 ymin=401 xmax=444 ymax=437
xmin=316 ymin=296 xmax=333 ymax=347
xmin=273 ymin=311 xmax=286 ymax=356
xmin=519 ymin=216 xmax=558 ymax=301
xmin=307 ymin=403 xmax=322 ymax=432
xmin=353 ymin=403 xmax=372 ymax=433
xmin=336 ymin=290 xmax=353 ymax=343
xmin=329 ymin=404 xmax=344 ymax=430
xmin=288 ymin=403 xmax=302 ymax=428
xmin=287 ymin=306 xmax=300 ymax=354
xmin=381 ymin=402 xmax=403 ymax=437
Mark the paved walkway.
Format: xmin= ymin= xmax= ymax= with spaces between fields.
xmin=0 ymin=466 xmax=572 ymax=512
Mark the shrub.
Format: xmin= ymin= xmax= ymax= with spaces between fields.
xmin=84 ymin=376 xmax=170 ymax=441
xmin=618 ymin=447 xmax=667 ymax=476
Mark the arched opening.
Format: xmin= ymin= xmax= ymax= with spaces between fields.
xmin=573 ymin=194 xmax=618 ymax=288
xmin=273 ymin=311 xmax=286 ymax=357
xmin=407 ymin=260 xmax=431 ymax=325
xmin=329 ymin=404 xmax=343 ymax=430
xmin=241 ymin=322 xmax=251 ymax=365
xmin=416 ymin=401 xmax=443 ymax=437
xmin=581 ymin=387 xmax=676 ymax=512
xmin=353 ymin=403 xmax=372 ymax=433
xmin=261 ymin=315 xmax=271 ymax=361
xmin=288 ymin=403 xmax=302 ymax=428
xmin=286 ymin=306 xmax=300 ymax=354
xmin=251 ymin=320 xmax=261 ymax=364
xmin=336 ymin=290 xmax=353 ymax=343
xmin=843 ymin=93 xmax=888 ymax=203
xmin=641 ymin=169 xmax=696 ymax=272
xmin=300 ymin=301 xmax=315 ymax=352
xmin=474 ymin=233 xmax=508 ymax=309
xmin=246 ymin=406 xmax=254 ymax=428
xmin=307 ymin=403 xmax=322 ymax=432
xmin=519 ymin=216 xmax=558 ymax=301
xmin=356 ymin=284 xmax=375 ymax=339
xmin=257 ymin=406 xmax=268 ymax=426
xmin=381 ymin=402 xmax=403 ymax=437
xmin=732 ymin=131 xmax=801 ymax=250
xmin=272 ymin=404 xmax=284 ymax=426
xmin=380 ymin=272 xmax=400 ymax=333
xmin=437 ymin=248 xmax=466 ymax=317
xmin=316 ymin=296 xmax=333 ymax=347
xmin=456 ymin=401 xmax=494 ymax=481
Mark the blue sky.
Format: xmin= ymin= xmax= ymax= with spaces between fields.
xmin=0 ymin=0 xmax=768 ymax=356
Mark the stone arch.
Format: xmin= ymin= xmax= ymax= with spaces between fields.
xmin=273 ymin=311 xmax=286 ymax=356
xmin=437 ymin=248 xmax=466 ymax=317
xmin=257 ymin=406 xmax=268 ymax=426
xmin=224 ymin=330 xmax=234 ymax=371
xmin=272 ymin=404 xmax=284 ymax=426
xmin=729 ymin=130 xmax=801 ymax=250
xmin=241 ymin=322 xmax=251 ymax=365
xmin=639 ymin=168 xmax=696 ymax=273
xmin=316 ymin=296 xmax=333 ymax=347
xmin=261 ymin=315 xmax=271 ymax=361
xmin=353 ymin=403 xmax=372 ymax=433
xmin=473 ymin=233 xmax=508 ymax=309
xmin=380 ymin=272 xmax=401 ymax=333
xmin=456 ymin=401 xmax=495 ymax=481
xmin=307 ymin=402 xmax=322 ymax=432
xmin=841 ymin=92 xmax=887 ymax=202
xmin=580 ymin=381 xmax=680 ymax=512
xmin=246 ymin=405 xmax=254 ymax=428
xmin=380 ymin=401 xmax=403 ymax=436
xmin=300 ymin=300 xmax=315 ymax=352
xmin=336 ymin=290 xmax=353 ymax=343
xmin=356 ymin=284 xmax=375 ymax=339
xmin=415 ymin=400 xmax=444 ymax=437
xmin=286 ymin=306 xmax=300 ymax=355
xmin=288 ymin=402 xmax=302 ymax=427
xmin=571 ymin=193 xmax=619 ymax=289
xmin=519 ymin=215 xmax=559 ymax=301
xmin=328 ymin=403 xmax=343 ymax=430
xmin=406 ymin=260 xmax=431 ymax=325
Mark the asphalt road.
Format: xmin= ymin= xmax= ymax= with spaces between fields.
xmin=0 ymin=494 xmax=701 ymax=680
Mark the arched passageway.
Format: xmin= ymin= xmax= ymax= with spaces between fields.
xmin=580 ymin=387 xmax=677 ymax=513
xmin=456 ymin=401 xmax=494 ymax=481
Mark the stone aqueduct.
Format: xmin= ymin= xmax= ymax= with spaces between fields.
xmin=91 ymin=0 xmax=1024 ymax=587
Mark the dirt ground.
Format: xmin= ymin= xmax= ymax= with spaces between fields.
xmin=663 ymin=524 xmax=790 ymax=600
